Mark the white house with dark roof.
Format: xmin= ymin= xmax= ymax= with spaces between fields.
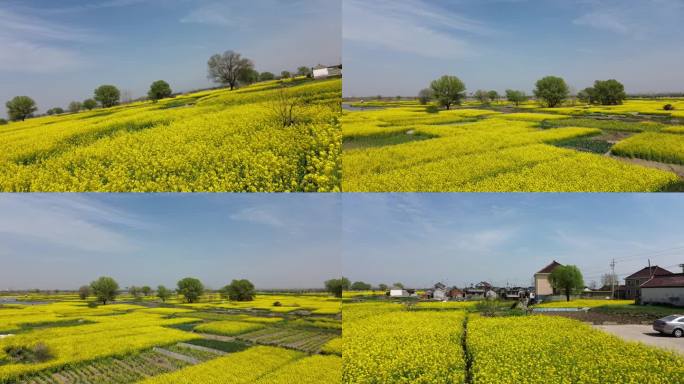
xmin=640 ymin=268 xmax=684 ymax=306
xmin=625 ymin=265 xmax=673 ymax=300
xmin=312 ymin=64 xmax=342 ymax=79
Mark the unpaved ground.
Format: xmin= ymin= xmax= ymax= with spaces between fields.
xmin=594 ymin=324 xmax=684 ymax=356
xmin=609 ymin=154 xmax=684 ymax=178
xmin=542 ymin=311 xmax=660 ymax=324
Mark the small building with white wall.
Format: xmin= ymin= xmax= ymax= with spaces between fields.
xmin=640 ymin=273 xmax=684 ymax=307
xmin=313 ymin=64 xmax=342 ymax=79
xmin=389 ymin=289 xmax=409 ymax=297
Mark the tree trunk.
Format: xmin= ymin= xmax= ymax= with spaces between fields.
xmin=565 ymin=289 xmax=570 ymax=302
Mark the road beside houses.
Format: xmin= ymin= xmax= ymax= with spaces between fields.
xmin=594 ymin=324 xmax=684 ymax=356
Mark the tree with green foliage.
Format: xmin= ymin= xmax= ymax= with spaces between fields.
xmin=147 ymin=80 xmax=172 ymax=102
xmin=157 ymin=285 xmax=171 ymax=302
xmin=429 ymin=75 xmax=466 ymax=110
xmin=94 ymin=85 xmax=121 ymax=108
xmin=474 ymin=89 xmax=490 ymax=104
xmin=378 ymin=283 xmax=388 ymax=292
xmin=238 ymin=68 xmax=259 ymax=85
xmin=259 ymin=72 xmax=275 ymax=81
xmin=393 ymin=282 xmax=404 ymax=289
xmin=488 ymin=90 xmax=499 ymax=103
xmin=82 ymin=99 xmax=97 ymax=110
xmin=324 ymin=277 xmax=350 ymax=298
xmin=350 ymin=281 xmax=372 ymax=291
xmin=78 ymin=285 xmax=90 ymax=300
xmin=280 ymin=70 xmax=291 ymax=79
xmin=549 ymin=265 xmax=584 ymax=302
xmin=48 ymin=107 xmax=64 ymax=115
xmin=417 ymin=88 xmax=433 ymax=105
xmin=6 ymin=96 xmax=37 ymax=121
xmin=591 ymin=79 xmax=626 ymax=105
xmin=220 ymin=279 xmax=256 ymax=301
xmin=68 ymin=101 xmax=82 ymax=113
xmin=534 ymin=76 xmax=569 ymax=107
xmin=129 ymin=286 xmax=142 ymax=300
xmin=90 ymin=276 xmax=119 ymax=305
xmin=141 ymin=286 xmax=152 ymax=296
xmin=207 ymin=50 xmax=254 ymax=90
xmin=177 ymin=277 xmax=204 ymax=303
xmin=297 ymin=66 xmax=311 ymax=77
xmin=505 ymin=89 xmax=528 ymax=106
xmin=577 ymin=87 xmax=596 ymax=104
xmin=0 ymin=118 xmax=7 ymax=125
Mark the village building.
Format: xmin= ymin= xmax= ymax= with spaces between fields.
xmin=534 ymin=260 xmax=562 ymax=298
xmin=624 ymin=266 xmax=672 ymax=300
xmin=389 ymin=289 xmax=409 ymax=297
xmin=425 ymin=282 xmax=448 ymax=300
xmin=312 ymin=64 xmax=342 ymax=79
xmin=640 ymin=272 xmax=684 ymax=306
xmin=447 ymin=287 xmax=464 ymax=299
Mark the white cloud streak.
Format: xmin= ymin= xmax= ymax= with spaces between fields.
xmin=572 ymin=0 xmax=684 ymax=39
xmin=343 ymin=0 xmax=492 ymax=59
xmin=229 ymin=207 xmax=284 ymax=228
xmin=0 ymin=8 xmax=94 ymax=73
xmin=0 ymin=195 xmax=145 ymax=253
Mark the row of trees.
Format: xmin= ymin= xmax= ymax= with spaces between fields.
xmin=81 ymin=276 xmax=257 ymax=305
xmin=417 ymin=75 xmax=628 ymax=109
xmin=323 ymin=277 xmax=406 ymax=297
xmin=206 ymin=50 xmax=312 ymax=90
xmin=3 ymin=81 xmax=172 ymax=122
xmin=4 ymin=49 xmax=313 ymax=123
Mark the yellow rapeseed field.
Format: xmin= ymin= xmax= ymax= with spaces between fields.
xmin=342 ymin=104 xmax=681 ymax=191
xmin=343 ymin=304 xmax=466 ymax=383
xmin=468 ymin=315 xmax=684 ymax=383
xmin=0 ymin=78 xmax=341 ymax=192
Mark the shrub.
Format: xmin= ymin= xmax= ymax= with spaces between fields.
xmin=425 ymin=105 xmax=439 ymax=114
xmin=5 ymin=343 xmax=54 ymax=363
xmin=0 ymin=118 xmax=7 ymax=125
xmin=273 ymin=301 xmax=282 ymax=307
xmin=664 ymin=104 xmax=675 ymax=111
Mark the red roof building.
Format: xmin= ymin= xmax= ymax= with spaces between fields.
xmin=625 ymin=266 xmax=673 ymax=300
xmin=640 ymin=273 xmax=684 ymax=307
xmin=534 ymin=260 xmax=563 ymax=297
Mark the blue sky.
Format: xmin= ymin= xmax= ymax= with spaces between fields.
xmin=0 ymin=0 xmax=341 ymax=117
xmin=342 ymin=194 xmax=684 ymax=289
xmin=343 ymin=0 xmax=684 ymax=97
xmin=0 ymin=194 xmax=341 ymax=290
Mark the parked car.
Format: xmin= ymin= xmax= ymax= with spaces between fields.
xmin=653 ymin=315 xmax=684 ymax=337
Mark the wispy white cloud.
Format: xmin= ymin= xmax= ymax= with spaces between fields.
xmin=572 ymin=0 xmax=684 ymax=39
xmin=0 ymin=195 xmax=145 ymax=253
xmin=573 ymin=11 xmax=629 ymax=35
xmin=0 ymin=39 xmax=88 ymax=73
xmin=35 ymin=0 xmax=149 ymax=14
xmin=180 ymin=3 xmax=246 ymax=27
xmin=0 ymin=7 xmax=93 ymax=73
xmin=230 ymin=207 xmax=284 ymax=228
xmin=343 ymin=0 xmax=492 ymax=59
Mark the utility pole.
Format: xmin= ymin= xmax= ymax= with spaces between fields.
xmin=610 ymin=258 xmax=616 ymax=299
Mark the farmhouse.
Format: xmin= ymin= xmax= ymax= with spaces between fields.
xmin=424 ymin=283 xmax=448 ymax=300
xmin=534 ymin=260 xmax=562 ymax=298
xmin=389 ymin=289 xmax=410 ymax=297
xmin=640 ymin=273 xmax=684 ymax=306
xmin=624 ymin=265 xmax=672 ymax=300
xmin=447 ymin=287 xmax=464 ymax=299
xmin=312 ymin=64 xmax=342 ymax=79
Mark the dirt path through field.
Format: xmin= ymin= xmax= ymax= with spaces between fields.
xmin=609 ymin=154 xmax=684 ymax=178
xmin=594 ymin=324 xmax=684 ymax=356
